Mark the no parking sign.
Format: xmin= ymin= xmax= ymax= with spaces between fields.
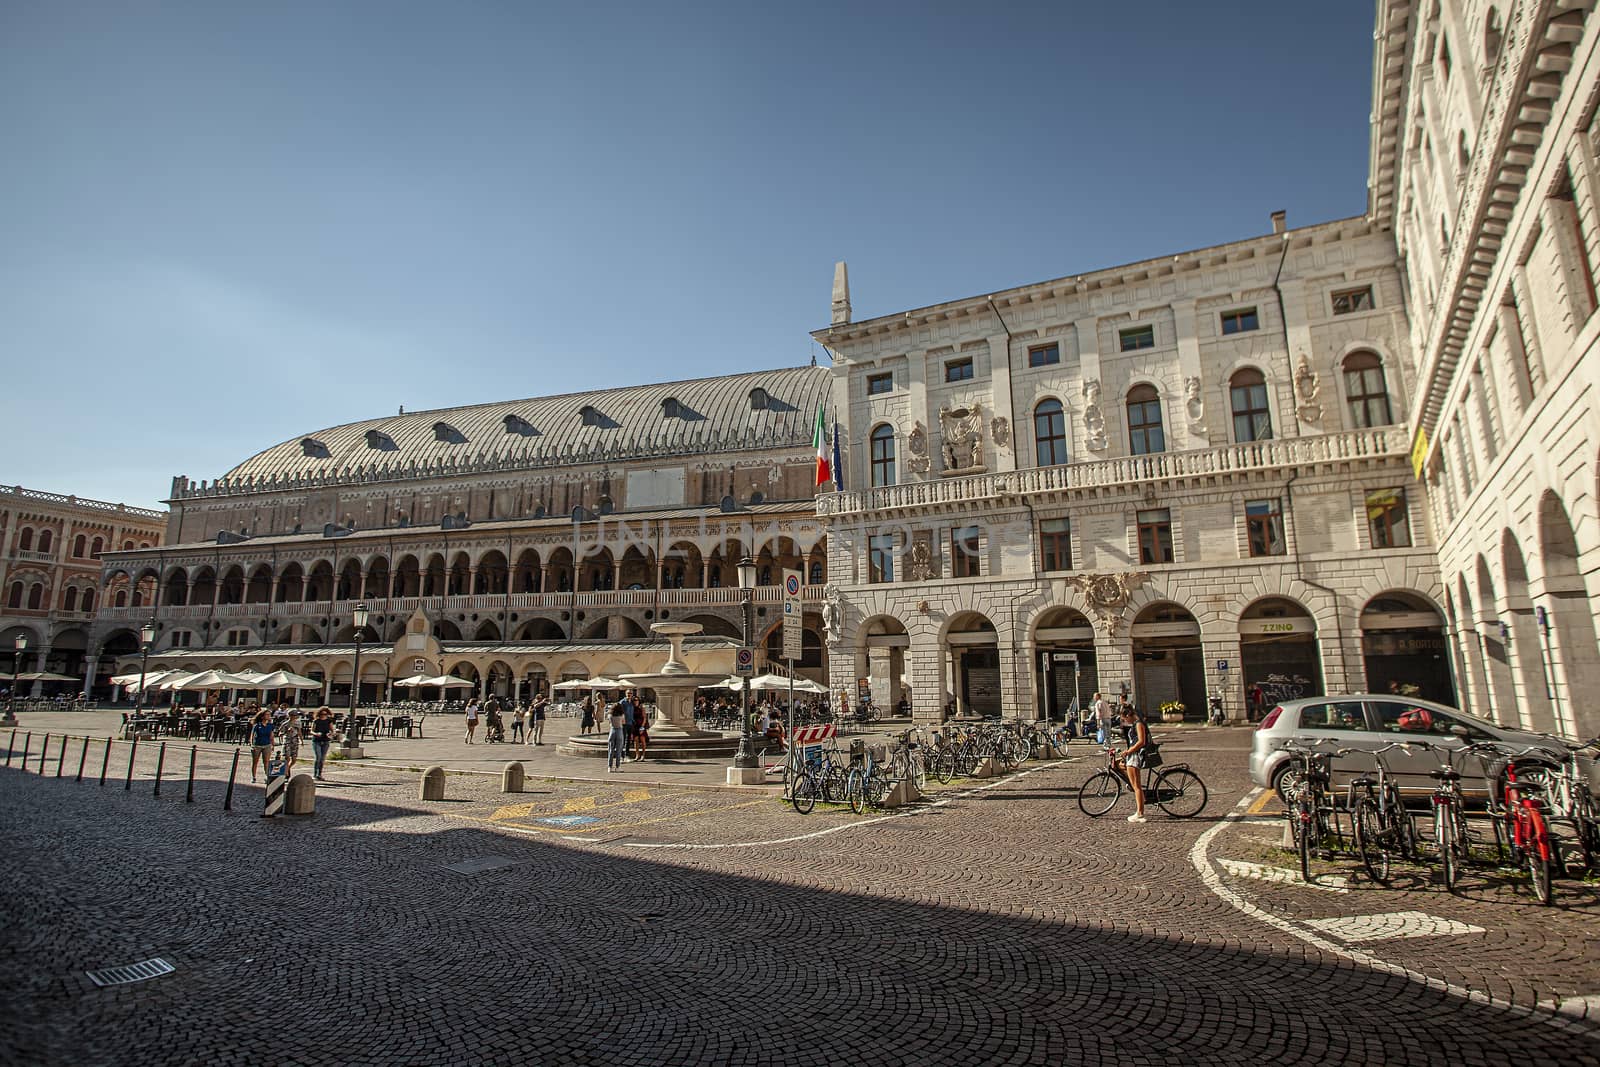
xmin=735 ymin=647 xmax=755 ymax=676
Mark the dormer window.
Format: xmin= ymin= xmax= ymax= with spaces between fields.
xmin=503 ymin=414 xmax=538 ymax=436
xmin=580 ymin=405 xmax=604 ymax=426
xmin=749 ymin=387 xmax=770 ymax=411
xmin=300 ymin=437 xmax=330 ymax=458
xmin=365 ymin=429 xmax=397 ymax=451
xmin=433 ymin=421 xmax=466 ymax=444
xmin=662 ymin=397 xmax=682 ymax=418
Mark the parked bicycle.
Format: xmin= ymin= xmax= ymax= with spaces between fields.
xmin=1342 ymin=741 xmax=1418 ymax=885
xmin=1277 ymin=737 xmax=1344 ymax=884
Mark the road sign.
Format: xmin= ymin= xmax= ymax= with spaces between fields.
xmin=1052 ymin=652 xmax=1078 ymax=663
xmin=1216 ymin=659 xmax=1230 ymax=672
xmin=735 ymin=647 xmax=755 ymax=676
xmin=782 ymin=567 xmax=803 ymax=661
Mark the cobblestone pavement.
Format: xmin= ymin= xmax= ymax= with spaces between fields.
xmin=1 ymin=727 xmax=1597 ymax=1065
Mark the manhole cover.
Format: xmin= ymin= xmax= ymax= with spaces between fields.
xmin=442 ymin=855 xmax=520 ymax=875
xmin=86 ymin=958 xmax=175 ymax=987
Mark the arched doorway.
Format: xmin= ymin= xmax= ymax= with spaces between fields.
xmin=1535 ymin=491 xmax=1600 ymax=738
xmin=1131 ymin=602 xmax=1205 ymax=719
xmin=1032 ymin=607 xmax=1096 ymax=721
xmin=857 ymin=615 xmax=910 ymax=715
xmin=945 ymin=612 xmax=1000 ymax=718
xmin=1359 ymin=593 xmax=1455 ymax=706
xmin=1501 ymin=531 xmax=1555 ymax=733
xmin=1238 ymin=598 xmax=1322 ymax=718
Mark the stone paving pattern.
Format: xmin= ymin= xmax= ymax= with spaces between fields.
xmin=1 ymin=719 xmax=1597 ymax=1065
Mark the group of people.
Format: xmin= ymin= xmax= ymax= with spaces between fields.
xmin=461 ymin=696 xmax=550 ymax=746
xmin=246 ymin=705 xmax=341 ymax=783
xmin=605 ymin=691 xmax=650 ymax=771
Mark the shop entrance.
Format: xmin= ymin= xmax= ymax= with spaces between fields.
xmin=1130 ymin=602 xmax=1205 ymax=720
xmin=1360 ymin=593 xmax=1456 ymax=706
xmin=1239 ymin=598 xmax=1323 ymax=720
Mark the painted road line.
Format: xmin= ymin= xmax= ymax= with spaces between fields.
xmin=1303 ymin=911 xmax=1486 ymax=944
xmin=1216 ymin=858 xmax=1349 ymax=893
xmin=1191 ymin=788 xmax=1600 ymax=1038
xmin=1245 ymin=789 xmax=1279 ymax=816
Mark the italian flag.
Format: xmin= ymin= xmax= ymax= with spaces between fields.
xmin=813 ymin=405 xmax=832 ymax=486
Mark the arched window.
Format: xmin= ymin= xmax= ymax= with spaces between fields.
xmin=1483 ymin=6 xmax=1502 ymax=62
xmin=6 ymin=583 xmax=21 ymax=609
xmin=73 ymin=535 xmax=86 ymax=558
xmin=808 ymin=560 xmax=824 ymax=584
xmin=27 ymin=584 xmax=43 ymax=610
xmin=870 ymin=425 xmax=896 ymax=487
xmin=1343 ymin=351 xmax=1393 ymax=428
xmin=114 ymin=590 xmax=127 ymax=608
xmin=64 ymin=587 xmax=78 ymax=612
xmin=1229 ymin=368 xmax=1274 ymax=442
xmin=1034 ymin=400 xmax=1067 ymax=466
xmin=18 ymin=528 xmax=32 ymax=552
xmin=37 ymin=530 xmax=52 ymax=554
xmin=81 ymin=589 xmax=94 ymax=612
xmin=1126 ymin=385 xmax=1165 ymax=455
xmin=91 ymin=537 xmax=103 ymax=557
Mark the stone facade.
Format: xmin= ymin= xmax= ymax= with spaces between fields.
xmin=1378 ymin=0 xmax=1600 ymax=741
xmin=0 ymin=486 xmax=166 ymax=695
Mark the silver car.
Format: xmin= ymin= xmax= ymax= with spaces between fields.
xmin=1247 ymin=694 xmax=1592 ymax=799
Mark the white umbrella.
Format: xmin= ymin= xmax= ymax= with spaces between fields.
xmin=394 ymin=673 xmax=433 ymax=687
xmin=17 ymin=671 xmax=81 ymax=683
xmin=171 ymin=669 xmax=261 ymax=690
xmin=587 ymin=677 xmax=626 ymax=690
xmin=148 ymin=671 xmax=199 ymax=692
xmin=747 ymin=674 xmax=802 ymax=691
xmin=254 ymin=669 xmax=322 ymax=690
xmin=786 ymin=677 xmax=828 ymax=694
xmin=112 ymin=667 xmax=178 ymax=686
xmin=705 ymin=676 xmax=744 ymax=690
xmin=425 ymin=675 xmax=477 ymax=689
xmin=550 ymin=678 xmax=591 ymax=691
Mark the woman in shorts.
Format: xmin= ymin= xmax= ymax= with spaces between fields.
xmin=249 ymin=710 xmax=276 ymax=783
xmin=1118 ymin=705 xmax=1151 ymax=823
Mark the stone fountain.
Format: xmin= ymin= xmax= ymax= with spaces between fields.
xmin=557 ymin=622 xmax=741 ymax=759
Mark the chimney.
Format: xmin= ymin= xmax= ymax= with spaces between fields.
xmin=831 ymin=261 xmax=852 ymax=326
xmin=1270 ymin=210 xmax=1287 ymax=235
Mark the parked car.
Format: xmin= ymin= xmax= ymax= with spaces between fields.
xmin=1248 ymin=694 xmax=1597 ymax=800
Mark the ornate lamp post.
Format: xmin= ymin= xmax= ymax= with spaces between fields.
xmin=2 ymin=633 xmax=25 ymax=724
xmin=731 ymin=556 xmax=760 ymax=770
xmin=134 ymin=621 xmax=156 ymax=713
xmin=341 ymin=604 xmax=369 ymax=756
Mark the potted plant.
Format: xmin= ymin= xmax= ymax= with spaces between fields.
xmin=1159 ymin=700 xmax=1186 ymax=723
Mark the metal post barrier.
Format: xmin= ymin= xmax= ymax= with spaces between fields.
xmin=153 ymin=742 xmax=166 ymax=797
xmin=38 ymin=733 xmax=50 ymax=774
xmin=223 ymin=749 xmax=239 ymax=811
xmin=99 ymin=738 xmax=112 ymax=786
xmin=186 ymin=746 xmax=197 ymax=803
xmin=5 ymin=728 xmax=14 ymax=766
xmin=55 ymin=736 xmax=66 ymax=777
xmin=18 ymin=732 xmax=30 ymax=769
xmin=125 ymin=737 xmax=139 ymax=791
xmin=76 ymin=736 xmax=89 ymax=781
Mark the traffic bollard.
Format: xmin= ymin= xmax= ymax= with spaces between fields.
xmin=153 ymin=742 xmax=166 ymax=797
xmin=76 ymin=736 xmax=89 ymax=781
xmin=20 ymin=732 xmax=31 ymax=770
xmin=223 ymin=749 xmax=239 ymax=811
xmin=185 ymin=746 xmax=197 ymax=803
xmin=125 ymin=737 xmax=139 ymax=791
xmin=99 ymin=738 xmax=112 ymax=786
xmin=5 ymin=728 xmax=15 ymax=766
xmin=38 ymin=733 xmax=50 ymax=774
xmin=55 ymin=736 xmax=66 ymax=777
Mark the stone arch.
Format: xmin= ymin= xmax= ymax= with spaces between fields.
xmin=246 ymin=564 xmax=273 ymax=604
xmin=363 ymin=556 xmax=390 ymax=599
xmin=515 ymin=618 xmax=565 ymax=641
xmin=618 ymin=546 xmax=653 ymax=590
xmin=219 ymin=565 xmax=246 ymax=605
xmin=306 ymin=560 xmax=335 ymax=602
xmin=472 ymin=619 xmax=503 ymax=641
xmin=545 ymin=547 xmax=575 ymax=593
xmin=393 ymin=554 xmax=420 ymax=597
xmin=682 ymin=613 xmax=740 ymax=639
xmin=336 ymin=558 xmax=362 ymax=601
xmin=432 ymin=619 xmax=463 ymax=641
xmin=447 ymin=552 xmax=471 ymax=596
xmin=1473 ymin=553 xmax=1519 ymax=727
xmin=1533 ymin=490 xmax=1600 ymax=738
xmin=422 ymin=553 xmax=446 ymax=597
xmin=475 ymin=550 xmax=509 ymax=595
xmin=1358 ymin=590 xmax=1455 ymax=706
xmin=512 ymin=548 xmax=541 ymax=593
xmin=276 ymin=562 xmax=304 ymax=603
xmin=662 ymin=541 xmax=702 ymax=589
xmin=580 ymin=547 xmax=616 ymax=591
xmin=164 ymin=567 xmax=190 ymax=607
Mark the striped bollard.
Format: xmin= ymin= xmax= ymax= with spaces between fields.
xmin=76 ymin=736 xmax=90 ymax=781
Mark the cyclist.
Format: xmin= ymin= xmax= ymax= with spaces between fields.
xmin=1118 ymin=705 xmax=1152 ymax=823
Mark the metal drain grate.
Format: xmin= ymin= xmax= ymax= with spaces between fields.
xmin=85 ymin=957 xmax=175 ymax=987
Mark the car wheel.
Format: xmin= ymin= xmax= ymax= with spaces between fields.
xmin=1272 ymin=763 xmax=1304 ymax=804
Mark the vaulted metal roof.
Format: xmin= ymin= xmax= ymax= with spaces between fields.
xmin=220 ymin=366 xmax=830 ymax=484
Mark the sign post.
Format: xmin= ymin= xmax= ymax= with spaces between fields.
xmin=782 ymin=569 xmax=802 ymax=743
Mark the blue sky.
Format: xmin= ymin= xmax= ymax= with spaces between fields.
xmin=0 ymin=1 xmax=1375 ymax=510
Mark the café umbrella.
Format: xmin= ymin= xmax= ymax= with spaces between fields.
xmin=252 ymin=670 xmax=322 ymax=690
xmin=168 ymin=669 xmax=261 ymax=690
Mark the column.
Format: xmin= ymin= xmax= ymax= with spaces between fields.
xmin=1202 ymin=635 xmax=1244 ymax=721
xmin=1172 ymin=300 xmax=1208 ymax=449
xmin=81 ymin=646 xmax=98 ymax=700
xmin=987 ymin=332 xmax=1016 ymax=473
xmin=905 ymin=349 xmax=930 ymax=480
xmin=1277 ymin=277 xmax=1314 ymax=437
xmin=30 ymin=643 xmax=52 ymax=697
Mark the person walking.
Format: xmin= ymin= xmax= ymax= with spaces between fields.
xmin=464 ymin=699 xmax=480 ymax=744
xmin=531 ymin=695 xmax=548 ymax=746
xmin=249 ymin=710 xmax=276 ymax=783
xmin=1119 ymin=705 xmax=1151 ymax=823
xmin=631 ymin=692 xmax=649 ymax=762
xmin=580 ymin=693 xmax=595 ymax=735
xmin=607 ymin=698 xmax=628 ymax=772
xmin=1090 ymin=692 xmax=1108 ymax=745
xmin=310 ymin=706 xmax=335 ymax=780
xmin=510 ymin=702 xmax=526 ymax=743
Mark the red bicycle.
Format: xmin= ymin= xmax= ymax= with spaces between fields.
xmin=1487 ymin=742 xmax=1557 ymax=906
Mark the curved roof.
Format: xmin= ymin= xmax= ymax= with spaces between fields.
xmin=221 ymin=366 xmax=830 ymax=484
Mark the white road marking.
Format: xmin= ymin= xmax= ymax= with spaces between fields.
xmin=619 ymin=761 xmax=1074 ymax=850
xmin=1191 ymin=789 xmax=1600 ymax=1037
xmin=1303 ymin=911 xmax=1486 ymax=943
xmin=1216 ymin=858 xmax=1349 ymax=893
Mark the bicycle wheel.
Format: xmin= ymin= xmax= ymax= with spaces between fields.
xmin=790 ymin=773 xmax=817 ymax=815
xmin=1077 ymin=770 xmax=1124 ymax=817
xmin=933 ymin=749 xmax=955 ymax=784
xmin=867 ymin=767 xmax=891 ymax=808
xmin=1353 ymin=797 xmax=1390 ymax=885
xmin=957 ymin=743 xmax=979 ymax=777
xmin=1155 ymin=767 xmax=1207 ymax=819
xmin=1528 ymin=849 xmax=1552 ymax=905
xmin=823 ymin=764 xmax=848 ymax=804
xmin=845 ymin=769 xmax=865 ymax=815
xmin=1296 ymin=797 xmax=1316 ymax=883
xmin=1437 ymin=806 xmax=1460 ymax=893
xmin=910 ymin=754 xmax=927 ymax=794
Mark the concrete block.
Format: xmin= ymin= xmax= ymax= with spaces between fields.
xmin=501 ymin=762 xmax=525 ymax=793
xmin=726 ymin=765 xmax=765 ymax=786
xmin=420 ymin=765 xmax=447 ymax=801
xmin=286 ymin=772 xmax=316 ymax=815
xmin=968 ymin=757 xmax=996 ymax=779
xmin=880 ymin=777 xmax=922 ymax=807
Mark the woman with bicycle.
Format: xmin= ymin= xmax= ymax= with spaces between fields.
xmin=1119 ymin=705 xmax=1151 ymax=823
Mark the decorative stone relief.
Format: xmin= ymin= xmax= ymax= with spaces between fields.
xmin=1184 ymin=376 xmax=1206 ymax=434
xmin=906 ymin=535 xmax=934 ymax=582
xmin=1293 ymin=353 xmax=1322 ymax=424
xmin=1066 ymin=571 xmax=1149 ymax=635
xmin=907 ymin=421 xmax=931 ymax=474
xmin=939 ymin=403 xmax=986 ymax=475
xmin=822 ymin=583 xmax=843 ymax=646
xmin=1081 ymin=380 xmax=1108 ymax=452
xmin=990 ymin=416 xmax=1010 ymax=448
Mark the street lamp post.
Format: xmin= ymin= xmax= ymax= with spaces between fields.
xmin=2 ymin=634 xmax=25 ymax=724
xmin=134 ymin=621 xmax=156 ymax=714
xmin=732 ymin=556 xmax=759 ymax=771
xmin=341 ymin=604 xmax=369 ymax=757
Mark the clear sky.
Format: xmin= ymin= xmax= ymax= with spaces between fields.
xmin=0 ymin=1 xmax=1375 ymax=510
